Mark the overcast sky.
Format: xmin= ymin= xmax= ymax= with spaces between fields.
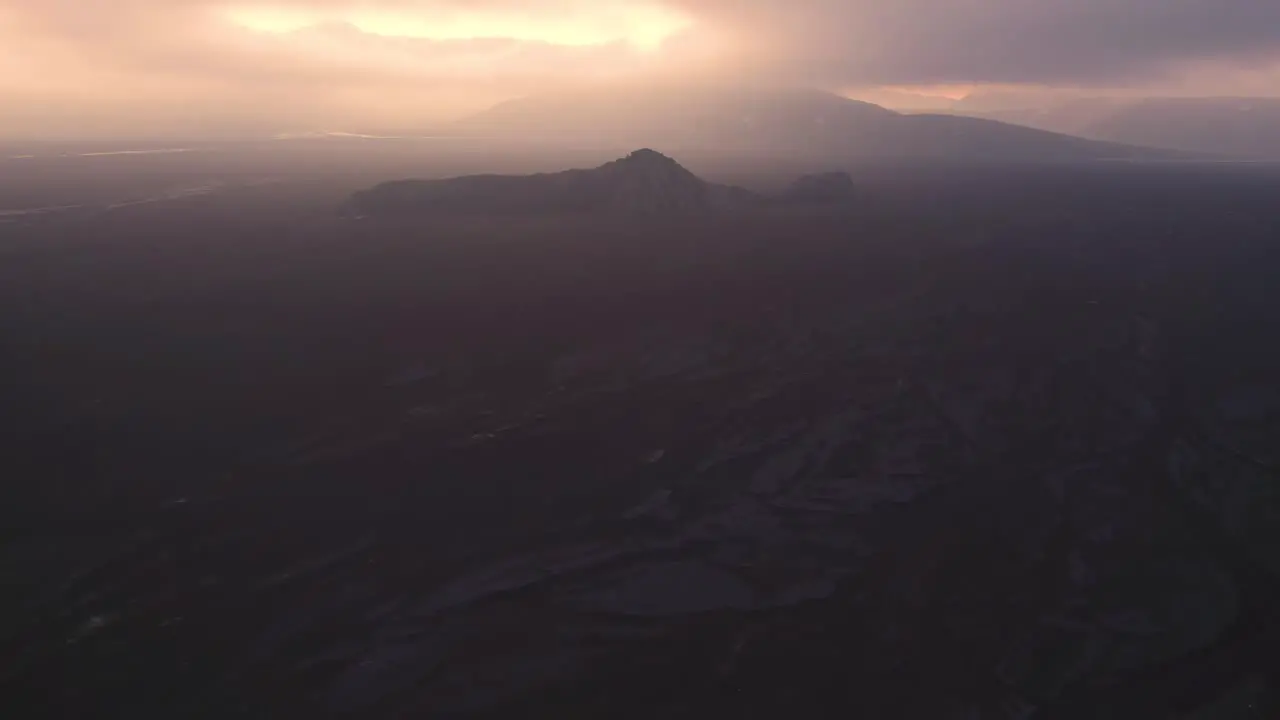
xmin=3 ymin=0 xmax=1279 ymax=137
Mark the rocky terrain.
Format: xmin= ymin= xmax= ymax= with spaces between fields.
xmin=2 ymin=163 xmax=1278 ymax=719
xmin=302 ymin=242 xmax=1279 ymax=719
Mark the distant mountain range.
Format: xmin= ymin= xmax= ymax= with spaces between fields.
xmin=347 ymin=149 xmax=857 ymax=218
xmin=945 ymin=95 xmax=1280 ymax=160
xmin=447 ymin=84 xmax=1170 ymax=163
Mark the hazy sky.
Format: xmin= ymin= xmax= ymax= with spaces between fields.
xmin=3 ymin=0 xmax=1279 ymax=137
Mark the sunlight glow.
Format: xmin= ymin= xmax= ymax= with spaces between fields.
xmin=222 ymin=2 xmax=692 ymax=50
xmin=877 ymin=84 xmax=977 ymax=101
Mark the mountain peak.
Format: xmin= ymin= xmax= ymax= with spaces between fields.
xmin=622 ymin=148 xmax=676 ymax=164
xmin=605 ymin=148 xmax=691 ymax=178
xmin=597 ymin=149 xmax=711 ymax=214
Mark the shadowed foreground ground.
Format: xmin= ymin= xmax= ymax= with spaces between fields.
xmin=1 ymin=161 xmax=1278 ymax=719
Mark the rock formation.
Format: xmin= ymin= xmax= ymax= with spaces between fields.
xmin=347 ymin=149 xmax=758 ymax=218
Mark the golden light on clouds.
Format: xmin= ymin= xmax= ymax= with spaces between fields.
xmin=884 ymin=84 xmax=976 ymax=101
xmin=5 ymin=0 xmax=1277 ymax=140
xmin=222 ymin=2 xmax=692 ymax=50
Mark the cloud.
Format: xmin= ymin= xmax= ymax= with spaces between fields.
xmin=2 ymin=0 xmax=1279 ymax=136
xmin=669 ymin=0 xmax=1280 ymax=87
xmin=1 ymin=0 xmax=711 ymax=136
xmin=4 ymin=1 xmax=687 ymax=81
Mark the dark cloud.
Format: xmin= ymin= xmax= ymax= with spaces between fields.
xmin=670 ymin=0 xmax=1280 ymax=86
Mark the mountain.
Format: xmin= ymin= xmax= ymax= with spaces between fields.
xmin=452 ymin=84 xmax=1169 ymax=163
xmin=347 ymin=148 xmax=760 ymax=217
xmin=842 ymin=87 xmax=960 ymax=113
xmin=948 ymin=95 xmax=1280 ymax=160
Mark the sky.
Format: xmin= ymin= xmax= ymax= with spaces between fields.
xmin=3 ymin=0 xmax=1279 ymax=138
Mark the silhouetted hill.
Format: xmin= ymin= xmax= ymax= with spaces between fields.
xmin=948 ymin=96 xmax=1280 ymax=160
xmin=348 ymin=149 xmax=760 ymax=217
xmin=454 ymin=84 xmax=1170 ymax=162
